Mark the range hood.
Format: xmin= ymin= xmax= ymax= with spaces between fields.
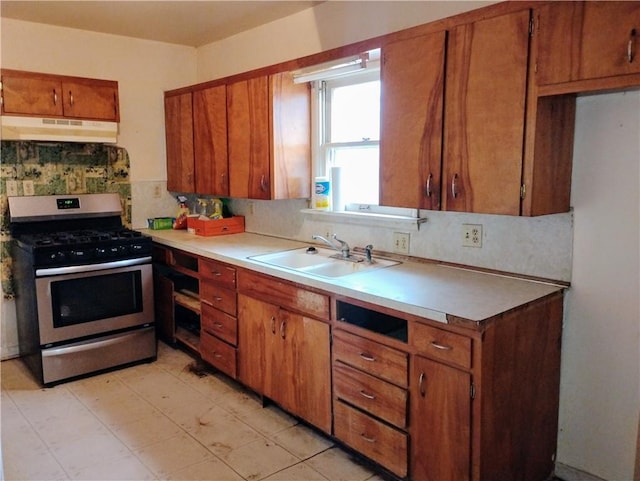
xmin=1 ymin=115 xmax=118 ymax=143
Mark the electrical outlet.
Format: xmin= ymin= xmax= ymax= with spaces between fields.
xmin=6 ymin=180 xmax=18 ymax=197
xmin=393 ymin=232 xmax=410 ymax=254
xmin=153 ymin=185 xmax=162 ymax=198
xmin=23 ymin=180 xmax=35 ymax=196
xmin=323 ymin=224 xmax=334 ymax=239
xmin=462 ymin=224 xmax=483 ymax=247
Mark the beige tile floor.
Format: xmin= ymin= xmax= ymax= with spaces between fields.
xmin=1 ymin=342 xmax=385 ymax=481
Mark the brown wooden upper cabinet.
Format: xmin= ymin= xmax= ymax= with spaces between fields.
xmin=535 ymin=1 xmax=640 ymax=94
xmin=164 ymin=92 xmax=195 ymax=193
xmin=380 ymin=31 xmax=446 ymax=210
xmin=227 ymin=72 xmax=311 ymax=200
xmin=1 ymin=69 xmax=119 ymax=121
xmin=193 ymin=85 xmax=229 ymax=196
xmin=443 ymin=10 xmax=531 ymax=216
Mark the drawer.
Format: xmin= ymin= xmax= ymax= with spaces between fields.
xmin=200 ymin=332 xmax=237 ymax=379
xmin=412 ymin=322 xmax=472 ymax=369
xmin=334 ymin=400 xmax=407 ymax=478
xmin=238 ymin=270 xmax=329 ymax=320
xmin=199 ymin=258 xmax=236 ymax=289
xmin=333 ymin=362 xmax=407 ymax=429
xmin=201 ymin=303 xmax=237 ymax=346
xmin=333 ymin=330 xmax=408 ymax=388
xmin=200 ymin=283 xmax=236 ymax=316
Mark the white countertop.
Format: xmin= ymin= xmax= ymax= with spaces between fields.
xmin=143 ymin=229 xmax=564 ymax=325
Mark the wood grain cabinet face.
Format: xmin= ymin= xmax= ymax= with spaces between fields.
xmin=228 ymin=73 xmax=310 ymax=200
xmin=380 ymin=30 xmax=445 ymax=210
xmin=193 ymin=85 xmax=229 ymax=196
xmin=536 ymin=1 xmax=640 ymax=87
xmin=443 ymin=10 xmax=530 ymax=215
xmin=237 ymin=293 xmax=331 ymax=433
xmin=410 ymin=355 xmax=471 ymax=481
xmin=1 ymin=70 xmax=119 ymax=121
xmin=164 ymin=92 xmax=195 ymax=193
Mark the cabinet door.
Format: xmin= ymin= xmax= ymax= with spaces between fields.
xmin=228 ymin=77 xmax=271 ymax=199
xmin=1 ymin=73 xmax=63 ymax=116
xmin=443 ymin=10 xmax=530 ymax=215
xmin=380 ymin=30 xmax=445 ymax=210
xmin=536 ymin=2 xmax=640 ymax=87
xmin=270 ymin=72 xmax=311 ymax=200
xmin=237 ymin=294 xmax=272 ymax=393
xmin=193 ymin=85 xmax=229 ymax=196
xmin=61 ymin=81 xmax=119 ymax=121
xmin=411 ymin=356 xmax=471 ymax=481
xmin=273 ymin=310 xmax=331 ymax=433
xmin=165 ymin=92 xmax=195 ymax=192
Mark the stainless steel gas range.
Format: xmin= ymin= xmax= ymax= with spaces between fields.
xmin=9 ymin=193 xmax=156 ymax=386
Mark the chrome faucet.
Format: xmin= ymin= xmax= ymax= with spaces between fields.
xmin=365 ymin=244 xmax=374 ymax=263
xmin=312 ymin=234 xmax=351 ymax=259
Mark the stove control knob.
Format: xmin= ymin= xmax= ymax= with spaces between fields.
xmin=49 ymin=251 xmax=67 ymax=263
xmin=94 ymin=247 xmax=108 ymax=258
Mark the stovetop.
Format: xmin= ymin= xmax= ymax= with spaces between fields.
xmin=15 ymin=227 xmax=152 ymax=268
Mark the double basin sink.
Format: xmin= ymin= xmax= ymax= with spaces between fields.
xmin=249 ymin=246 xmax=400 ymax=279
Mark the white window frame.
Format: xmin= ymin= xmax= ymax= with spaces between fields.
xmin=309 ymin=61 xmax=421 ymax=222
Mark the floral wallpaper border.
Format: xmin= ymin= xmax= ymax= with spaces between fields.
xmin=0 ymin=141 xmax=132 ymax=299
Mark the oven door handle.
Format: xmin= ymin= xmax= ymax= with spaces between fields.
xmin=41 ymin=327 xmax=153 ymax=357
xmin=36 ymin=256 xmax=152 ymax=277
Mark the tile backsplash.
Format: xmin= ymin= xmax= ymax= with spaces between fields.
xmin=0 ymin=141 xmax=132 ymax=298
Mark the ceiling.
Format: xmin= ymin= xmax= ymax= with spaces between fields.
xmin=0 ymin=1 xmax=322 ymax=47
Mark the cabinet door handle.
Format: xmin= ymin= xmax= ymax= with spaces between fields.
xmin=359 ymin=352 xmax=376 ymax=362
xmin=425 ymin=173 xmax=433 ymax=198
xmin=360 ymin=433 xmax=376 ymax=443
xmin=418 ymin=372 xmax=426 ymax=397
xmin=629 ymin=28 xmax=637 ymax=63
xmin=53 ymin=89 xmax=58 ymax=105
xmin=270 ymin=316 xmax=276 ymax=334
xmin=431 ymin=341 xmax=453 ymax=351
xmin=280 ymin=320 xmax=287 ymax=339
xmin=451 ymin=173 xmax=459 ymax=198
xmin=221 ymin=172 xmax=227 ymax=188
xmin=69 ymin=90 xmax=74 ymax=107
xmin=260 ymin=174 xmax=268 ymax=192
xmin=359 ymin=390 xmax=376 ymax=400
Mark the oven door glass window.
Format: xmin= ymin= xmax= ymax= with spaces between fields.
xmin=51 ymin=271 xmax=143 ymax=327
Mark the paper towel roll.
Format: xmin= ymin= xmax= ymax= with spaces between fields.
xmin=331 ymin=166 xmax=344 ymax=211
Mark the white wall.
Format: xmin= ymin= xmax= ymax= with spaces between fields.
xmin=558 ymin=91 xmax=640 ymax=481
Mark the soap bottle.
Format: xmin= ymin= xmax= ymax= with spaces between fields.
xmin=210 ymin=198 xmax=223 ymax=219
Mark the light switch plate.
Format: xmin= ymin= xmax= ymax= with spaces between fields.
xmin=23 ymin=180 xmax=35 ymax=196
xmin=6 ymin=180 xmax=18 ymax=197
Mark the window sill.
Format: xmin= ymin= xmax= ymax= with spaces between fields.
xmin=300 ymin=209 xmax=428 ymax=231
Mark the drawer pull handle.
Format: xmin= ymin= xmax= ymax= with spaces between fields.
xmin=213 ymin=322 xmax=223 ymax=329
xmin=212 ymin=271 xmax=222 ymax=276
xmin=213 ymin=352 xmax=222 ymax=359
xmin=431 ymin=341 xmax=452 ymax=351
xmin=360 ymin=433 xmax=376 ymax=443
xmin=270 ymin=316 xmax=276 ymax=334
xmin=359 ymin=390 xmax=376 ymax=400
xmin=359 ymin=352 xmax=376 ymax=362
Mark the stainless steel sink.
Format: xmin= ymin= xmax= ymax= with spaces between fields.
xmin=248 ymin=246 xmax=400 ymax=278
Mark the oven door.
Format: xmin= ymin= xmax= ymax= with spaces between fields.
xmin=35 ymin=258 xmax=154 ymax=346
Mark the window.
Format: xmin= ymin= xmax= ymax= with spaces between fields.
xmin=302 ymin=50 xmax=418 ymax=219
xmin=320 ymin=71 xmax=380 ymax=207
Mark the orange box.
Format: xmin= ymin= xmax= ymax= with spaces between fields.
xmin=187 ymin=216 xmax=245 ymax=236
